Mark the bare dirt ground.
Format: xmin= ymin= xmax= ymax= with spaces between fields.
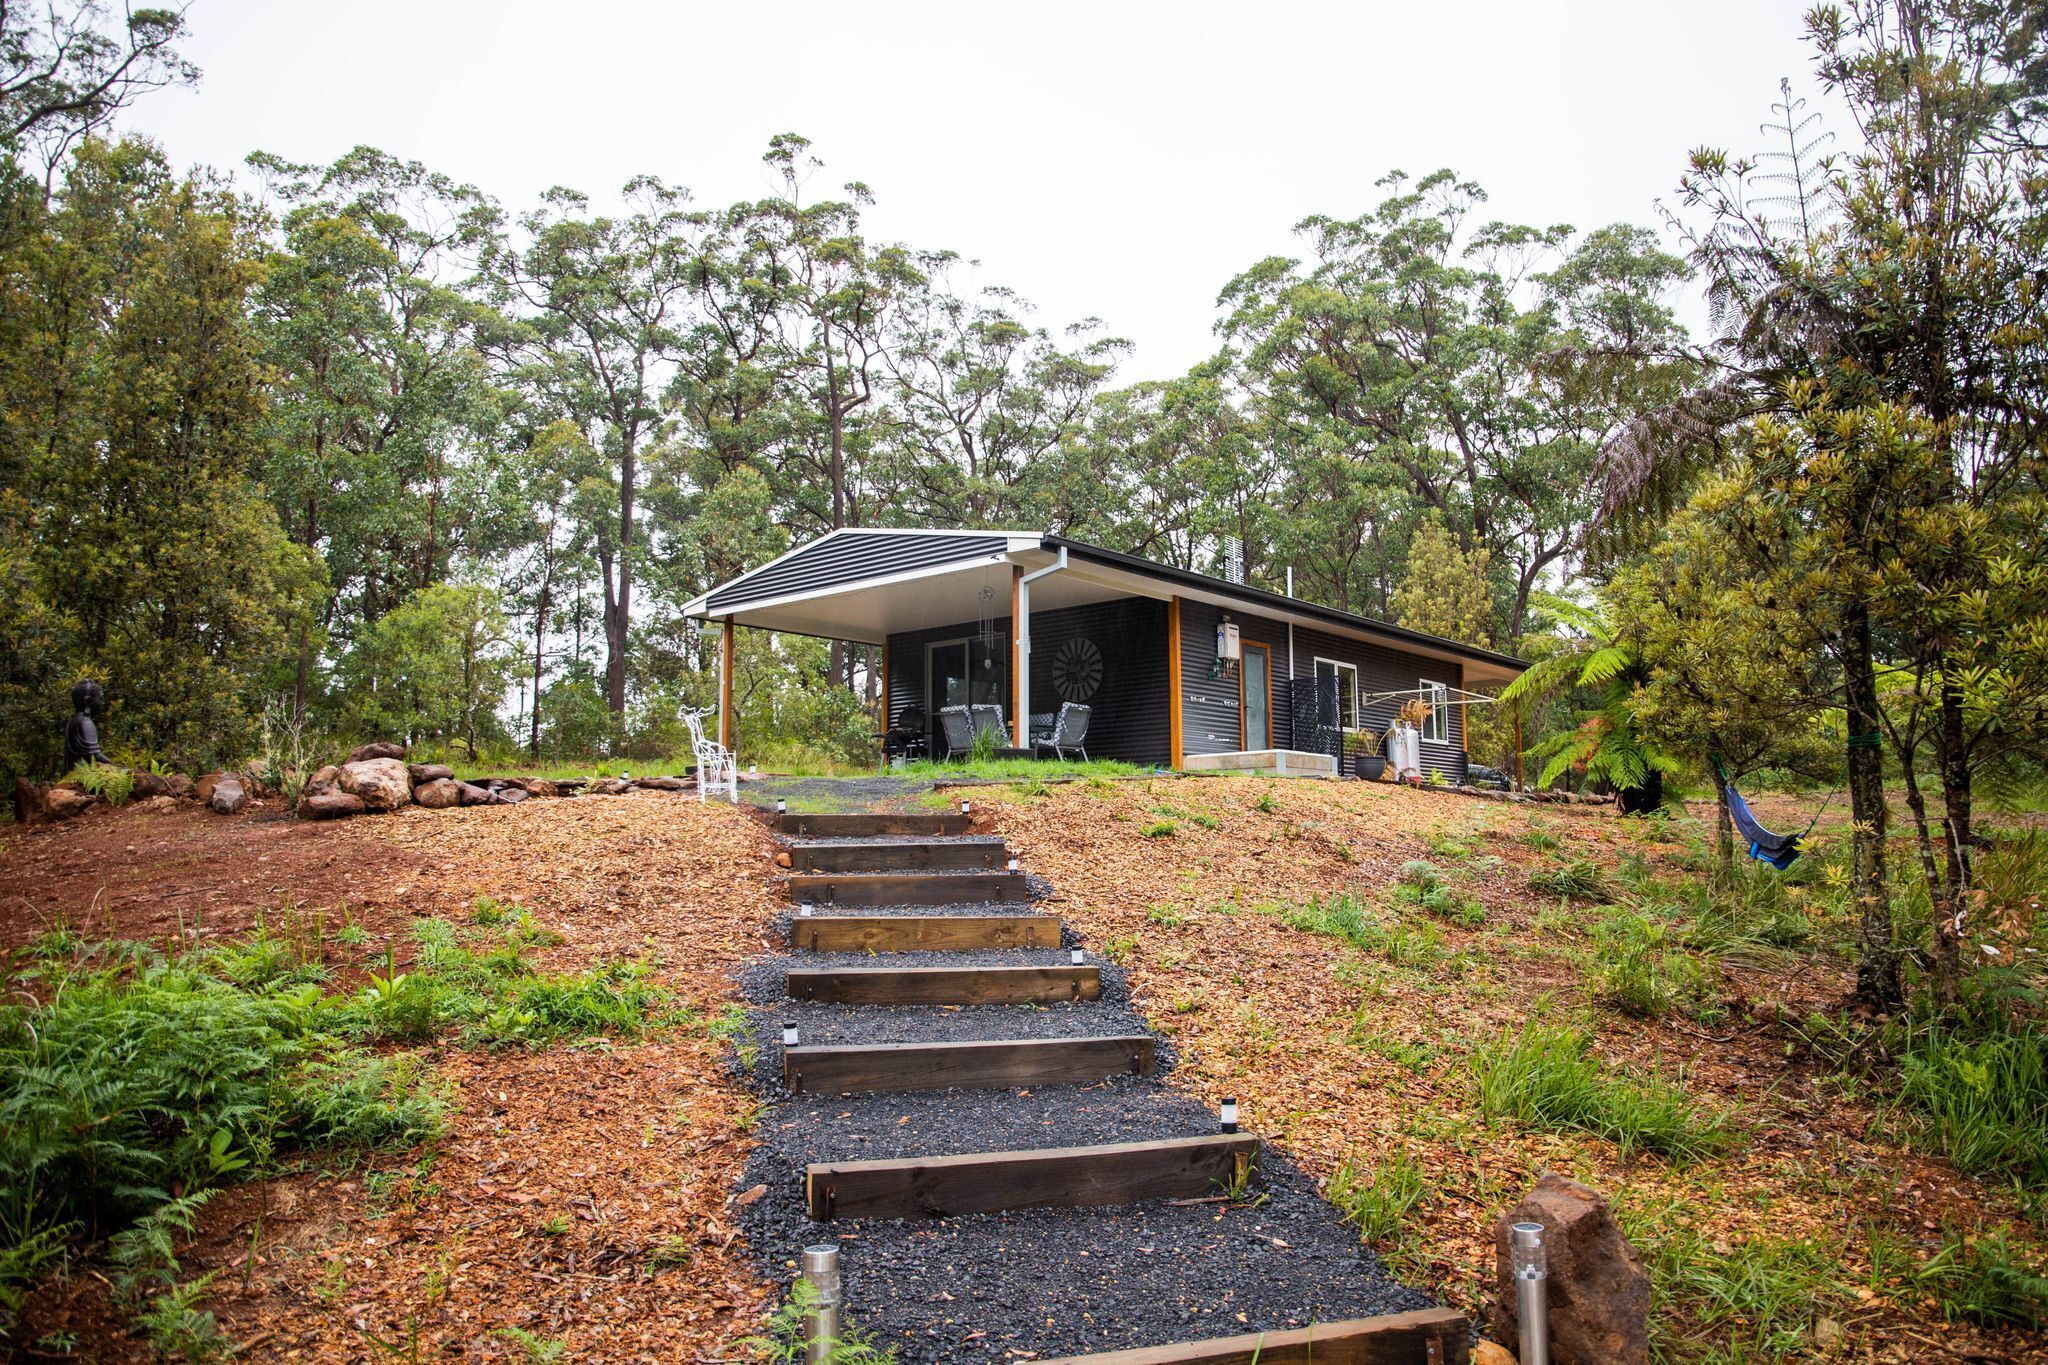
xmin=3 ymin=778 xmax=2042 ymax=1362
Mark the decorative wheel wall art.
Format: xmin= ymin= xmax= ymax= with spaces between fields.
xmin=1050 ymin=637 xmax=1104 ymax=702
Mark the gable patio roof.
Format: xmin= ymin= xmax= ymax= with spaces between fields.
xmin=682 ymin=527 xmax=1527 ymax=686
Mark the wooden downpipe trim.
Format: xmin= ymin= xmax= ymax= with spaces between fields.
xmin=1167 ymin=595 xmax=1184 ymax=770
xmin=719 ymin=618 xmax=736 ymax=750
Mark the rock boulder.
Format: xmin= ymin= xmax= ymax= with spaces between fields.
xmin=338 ymin=758 xmax=412 ymax=812
xmin=208 ymin=776 xmax=248 ymax=815
xmin=492 ymin=785 xmax=527 ymax=804
xmin=347 ymin=741 xmax=407 ymax=764
xmin=413 ymin=778 xmax=461 ymax=809
xmin=165 ymin=772 xmax=195 ymax=799
xmin=456 ymin=780 xmax=494 ymax=807
xmin=129 ymin=771 xmax=171 ymax=798
xmin=136 ymin=794 xmax=182 ymax=815
xmin=299 ymin=788 xmax=366 ymax=820
xmin=1493 ymin=1173 xmax=1648 ymax=1365
xmin=407 ymin=762 xmax=454 ymax=784
xmin=46 ymin=787 xmax=97 ymax=821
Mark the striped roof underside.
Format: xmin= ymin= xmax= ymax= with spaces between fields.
xmin=701 ymin=531 xmax=1011 ymax=613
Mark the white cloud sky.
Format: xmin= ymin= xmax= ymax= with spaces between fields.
xmin=130 ymin=0 xmax=1834 ymax=381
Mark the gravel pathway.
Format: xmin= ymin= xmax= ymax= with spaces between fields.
xmin=735 ymin=818 xmax=1440 ymax=1362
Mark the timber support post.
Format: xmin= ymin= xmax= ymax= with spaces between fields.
xmin=720 ymin=619 xmax=736 ymax=752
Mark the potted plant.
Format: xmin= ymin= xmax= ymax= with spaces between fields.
xmin=1344 ymin=728 xmax=1388 ymax=781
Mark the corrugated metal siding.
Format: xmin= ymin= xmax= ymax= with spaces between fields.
xmin=705 ymin=532 xmax=1008 ymax=612
xmin=884 ymin=599 xmax=1172 ymax=766
xmin=1294 ymin=624 xmax=1468 ymax=782
xmin=1175 ymin=600 xmax=1294 ymax=756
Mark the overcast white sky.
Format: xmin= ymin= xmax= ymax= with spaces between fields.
xmin=128 ymin=0 xmax=1833 ymax=382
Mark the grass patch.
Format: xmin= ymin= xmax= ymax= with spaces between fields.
xmin=1591 ymin=911 xmax=1716 ymax=1019
xmin=1914 ymin=1227 xmax=2048 ymax=1329
xmin=1327 ymin=1149 xmax=1429 ymax=1259
xmin=1617 ymin=1194 xmax=1848 ymax=1359
xmin=1471 ymin=1020 xmax=1732 ymax=1160
xmin=1895 ymin=1020 xmax=2048 ymax=1186
xmin=890 ymin=757 xmax=1145 ymax=781
xmin=1529 ymin=858 xmax=1611 ymax=901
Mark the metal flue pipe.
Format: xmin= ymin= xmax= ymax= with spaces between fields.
xmin=1510 ymin=1221 xmax=1550 ymax=1365
xmin=800 ymin=1243 xmax=841 ymax=1364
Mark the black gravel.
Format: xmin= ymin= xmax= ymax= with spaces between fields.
xmin=732 ymin=824 xmax=1442 ymax=1362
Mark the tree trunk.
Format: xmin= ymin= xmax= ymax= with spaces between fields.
xmin=1710 ymin=768 xmax=1735 ymax=882
xmin=1901 ymin=743 xmax=1955 ymax=1006
xmin=604 ymin=443 xmax=637 ymax=714
xmin=531 ymin=578 xmax=550 ymax=761
xmin=1842 ymin=601 xmax=1898 ymax=1006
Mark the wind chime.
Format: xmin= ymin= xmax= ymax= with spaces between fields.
xmin=976 ymin=582 xmax=1000 ymax=673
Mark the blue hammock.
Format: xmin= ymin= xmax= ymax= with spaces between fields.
xmin=1712 ymin=754 xmax=1830 ymax=869
xmin=1724 ymin=782 xmax=1805 ymax=869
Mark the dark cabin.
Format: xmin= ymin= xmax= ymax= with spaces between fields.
xmin=683 ymin=529 xmax=1525 ymax=781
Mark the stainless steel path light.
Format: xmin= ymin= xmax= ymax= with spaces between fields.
xmin=800 ymin=1243 xmax=841 ymax=1364
xmin=1511 ymin=1220 xmax=1549 ymax=1365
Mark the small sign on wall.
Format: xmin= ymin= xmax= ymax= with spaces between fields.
xmin=1215 ymin=621 xmax=1241 ymax=660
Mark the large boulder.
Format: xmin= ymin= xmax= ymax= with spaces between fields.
xmin=407 ymin=762 xmax=454 ymax=785
xmin=347 ymin=741 xmax=407 ymax=764
xmin=337 ymin=758 xmax=412 ymax=812
xmin=194 ymin=771 xmax=225 ymax=805
xmin=164 ymin=772 xmax=195 ymax=799
xmin=413 ymin=778 xmax=461 ymax=810
xmin=299 ymin=788 xmax=366 ymax=820
xmin=587 ymin=777 xmax=631 ymax=796
xmin=491 ymin=784 xmax=527 ymax=804
xmin=633 ymin=775 xmax=686 ymax=792
xmin=135 ymin=794 xmax=182 ymax=815
xmin=129 ymin=771 xmax=171 ymax=799
xmin=455 ymin=780 xmax=494 ymax=807
xmin=208 ymin=776 xmax=248 ymax=815
xmin=518 ymin=778 xmax=558 ymax=798
xmin=45 ymin=788 xmax=97 ymax=821
xmin=1494 ymin=1173 xmax=1649 ymax=1365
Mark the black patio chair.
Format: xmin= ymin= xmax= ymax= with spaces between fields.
xmin=883 ymin=705 xmax=927 ymax=761
xmin=1033 ymin=702 xmax=1092 ymax=762
xmin=938 ymin=705 xmax=978 ymax=760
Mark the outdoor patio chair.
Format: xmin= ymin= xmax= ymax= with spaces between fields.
xmin=937 ymin=705 xmax=978 ymax=760
xmin=883 ymin=705 xmax=928 ymax=762
xmin=1032 ymin=702 xmax=1092 ymax=762
xmin=969 ymin=704 xmax=1008 ymax=744
xmin=682 ymin=708 xmax=738 ymax=803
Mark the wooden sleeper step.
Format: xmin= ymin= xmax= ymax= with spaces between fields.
xmin=774 ymin=812 xmax=970 ymax=837
xmin=787 ymin=964 xmax=1101 ymax=1005
xmin=787 ymin=839 xmax=1009 ymax=873
xmin=1035 ymin=1309 xmax=1471 ymax=1364
xmin=805 ymin=1133 xmax=1258 ymax=1220
xmin=788 ymin=914 xmax=1059 ymax=953
xmin=783 ymin=1035 xmax=1154 ymax=1093
xmin=785 ymin=871 xmax=1028 ymax=906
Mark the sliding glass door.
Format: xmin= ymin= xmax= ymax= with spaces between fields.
xmin=927 ymin=638 xmax=1008 ymax=742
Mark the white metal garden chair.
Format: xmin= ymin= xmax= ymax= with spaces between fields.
xmin=683 ymin=709 xmax=738 ymax=803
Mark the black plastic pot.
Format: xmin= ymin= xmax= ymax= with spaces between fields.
xmin=1355 ymin=755 xmax=1388 ymax=781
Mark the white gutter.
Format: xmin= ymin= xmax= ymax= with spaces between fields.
xmin=1014 ymin=546 xmax=1070 ymax=743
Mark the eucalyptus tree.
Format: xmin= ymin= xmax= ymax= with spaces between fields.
xmin=482 ymin=176 xmax=703 ymax=714
xmin=248 ymin=146 xmax=504 ymax=720
xmin=879 ymin=262 xmax=1128 ymax=530
xmin=0 ymin=0 xmax=197 ymax=187
xmin=1217 ymin=171 xmax=1687 ymax=646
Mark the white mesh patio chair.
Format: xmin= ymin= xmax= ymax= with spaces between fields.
xmin=682 ymin=709 xmax=738 ymax=803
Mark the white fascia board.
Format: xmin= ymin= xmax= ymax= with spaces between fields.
xmin=684 ymin=552 xmax=1015 ymax=622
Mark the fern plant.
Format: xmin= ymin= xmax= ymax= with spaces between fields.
xmin=1501 ymin=592 xmax=1674 ymax=800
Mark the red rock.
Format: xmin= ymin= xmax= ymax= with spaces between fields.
xmin=46 ymin=788 xmax=97 ymax=820
xmin=208 ymin=776 xmax=248 ymax=815
xmin=164 ymin=772 xmax=195 ymax=798
xmin=407 ymin=763 xmax=455 ymax=784
xmin=338 ymin=758 xmax=412 ymax=812
xmin=455 ymin=781 xmax=494 ymax=807
xmin=413 ymin=778 xmax=461 ymax=810
xmin=347 ymin=741 xmax=407 ymax=763
xmin=1494 ymin=1173 xmax=1648 ymax=1365
xmin=299 ymin=789 xmax=366 ymax=820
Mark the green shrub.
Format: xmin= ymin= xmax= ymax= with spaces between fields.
xmin=747 ymin=1277 xmax=896 ymax=1362
xmin=1140 ymin=819 xmax=1177 ymax=838
xmin=1471 ymin=1020 xmax=1732 ymax=1159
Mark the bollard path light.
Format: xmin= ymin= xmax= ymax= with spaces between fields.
xmin=1220 ymin=1097 xmax=1239 ymax=1133
xmin=782 ymin=1021 xmax=799 ymax=1048
xmin=1511 ymin=1221 xmax=1550 ymax=1365
xmin=800 ymin=1243 xmax=841 ymax=1364
xmin=777 ymin=798 xmax=787 ymax=815
xmin=1007 ymin=856 xmax=1020 ymax=872
xmin=1070 ymin=947 xmax=1084 ymax=966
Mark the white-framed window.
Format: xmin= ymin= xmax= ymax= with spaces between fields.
xmin=1314 ymin=658 xmax=1359 ymax=730
xmin=1419 ymin=680 xmax=1450 ymax=744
